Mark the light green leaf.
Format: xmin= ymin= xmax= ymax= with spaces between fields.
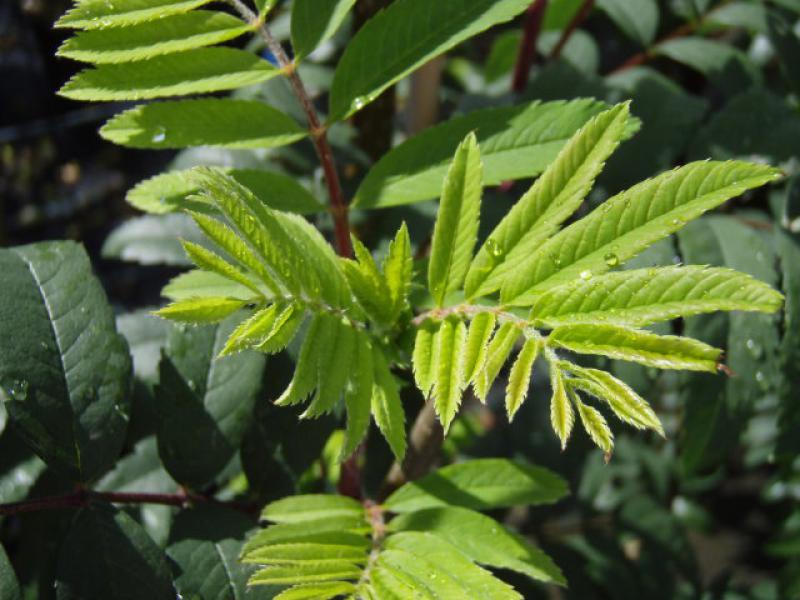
xmin=181 ymin=240 xmax=263 ymax=297
xmin=550 ymin=324 xmax=723 ymax=371
xmin=154 ymin=297 xmax=246 ymax=324
xmin=275 ymin=582 xmax=357 ymax=600
xmin=162 ymin=270 xmax=259 ymax=302
xmin=383 ymin=223 xmax=413 ymax=319
xmin=428 ymin=133 xmax=483 ymax=306
xmin=292 ymin=0 xmax=356 ymax=59
xmin=343 ymin=237 xmax=392 ymax=323
xmin=276 ymin=315 xmax=329 ymax=407
xmin=506 ymin=337 xmax=540 ymax=421
xmin=563 ymin=362 xmax=663 ymax=434
xmin=102 ymin=213 xmax=201 ymax=266
xmin=466 ymin=103 xmax=630 ymax=299
xmin=59 ymin=47 xmax=278 ymax=101
xmin=0 ymin=242 xmax=131 ymax=482
xmin=242 ymin=521 xmax=370 ymax=557
xmin=263 ymin=495 xmax=364 ymax=524
xmin=502 ymin=161 xmax=781 ymax=305
xmin=370 ymin=558 xmax=433 ymax=599
xmin=304 ymin=319 xmax=356 ymax=417
xmin=341 ymin=332 xmax=374 ymax=459
xmin=372 ymin=350 xmax=407 ymax=461
xmin=354 ymin=99 xmax=623 ymax=209
xmin=57 ymin=10 xmax=251 ymax=63
xmin=254 ymin=304 xmax=304 ymax=354
xmin=102 ymin=99 xmax=306 ymax=149
xmin=597 ymin=0 xmax=659 ymax=46
xmin=328 ymin=0 xmax=531 ymax=121
xmin=573 ymin=395 xmax=614 ymax=454
xmin=219 ymin=303 xmax=284 ymax=356
xmin=373 ymin=549 xmax=466 ymax=597
xmin=462 ymin=312 xmax=496 ymax=386
xmin=532 ymin=265 xmax=784 ymax=328
xmin=474 ymin=321 xmax=521 ymax=402
xmin=391 ymin=506 xmax=565 ymax=585
xmin=549 ymin=364 xmax=574 ymax=449
xmin=249 ymin=563 xmax=362 ymax=586
xmin=384 ymin=458 xmax=568 ymax=512
xmin=431 ymin=318 xmax=468 ymax=432
xmin=56 ymin=0 xmax=214 ymax=29
xmin=412 ymin=322 xmax=438 ymax=397
xmin=246 ymin=543 xmax=366 ymax=565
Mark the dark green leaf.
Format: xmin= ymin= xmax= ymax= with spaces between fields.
xmin=291 ymin=0 xmax=356 ymax=59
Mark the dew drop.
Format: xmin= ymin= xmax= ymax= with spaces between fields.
xmin=151 ymin=127 xmax=167 ymax=144
xmin=351 ymin=96 xmax=368 ymax=111
xmin=603 ymin=252 xmax=619 ymax=267
xmin=580 ymin=270 xmax=593 ymax=281
xmin=745 ymin=338 xmax=763 ymax=360
xmin=486 ymin=238 xmax=504 ymax=260
xmin=755 ymin=370 xmax=769 ymax=391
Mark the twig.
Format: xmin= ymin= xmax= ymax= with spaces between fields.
xmin=0 ymin=488 xmax=255 ymax=516
xmin=512 ymin=0 xmax=549 ymax=92
xmin=226 ymin=0 xmax=353 ymax=258
xmin=549 ymin=0 xmax=595 ymax=60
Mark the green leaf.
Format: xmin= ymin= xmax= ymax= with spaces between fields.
xmin=275 ymin=582 xmax=356 ymax=600
xmin=263 ymin=495 xmax=364 ymax=524
xmin=384 ymin=458 xmax=568 ymax=512
xmin=474 ymin=321 xmax=521 ymax=402
xmin=57 ymin=10 xmax=251 ymax=63
xmin=249 ymin=563 xmax=362 ymax=586
xmin=550 ymin=323 xmax=722 ymax=371
xmin=532 ymin=266 xmax=783 ymax=328
xmin=372 ymin=350 xmax=407 ymax=461
xmin=181 ymin=240 xmax=263 ymax=297
xmin=502 ymin=160 xmax=782 ymax=305
xmin=242 ymin=521 xmax=370 ymax=557
xmin=56 ymin=0 xmax=214 ymax=29
xmin=162 ymin=270 xmax=259 ymax=302
xmin=155 ymin=318 xmax=266 ymax=488
xmin=466 ymin=103 xmax=630 ymax=299
xmin=59 ymin=47 xmax=278 ymax=101
xmin=0 ymin=241 xmax=131 ymax=481
xmin=391 ymin=506 xmax=565 ymax=585
xmin=102 ymin=213 xmax=203 ymax=266
xmin=343 ymin=237 xmax=393 ymax=323
xmin=431 ymin=318 xmax=468 ymax=432
xmin=154 ymin=297 xmax=247 ymax=324
xmin=549 ymin=363 xmax=574 ymax=449
xmin=412 ymin=322 xmax=438 ymax=397
xmin=304 ymin=318 xmax=356 ymax=418
xmin=485 ymin=30 xmax=522 ymax=82
xmin=428 ymin=133 xmax=483 ymax=306
xmin=384 ymin=532 xmax=522 ymax=599
xmin=354 ymin=98 xmax=622 ymax=209
xmin=0 ymin=545 xmax=21 ymax=600
xmin=506 ymin=337 xmax=540 ymax=421
xmin=328 ymin=0 xmax=531 ymax=121
xmin=54 ymin=504 xmax=175 ymax=599
xmin=706 ymin=2 xmax=768 ymax=34
xmin=102 ymin=99 xmax=306 ymax=149
xmin=383 ymin=223 xmax=413 ymax=319
xmin=167 ymin=506 xmax=270 ymax=600
xmin=342 ymin=331 xmax=374 ymax=459
xmin=292 ymin=0 xmax=356 ymax=59
xmin=462 ymin=312 xmax=496 ymax=386
xmin=220 ymin=304 xmax=280 ymax=356
xmin=597 ymin=0 xmax=659 ymax=46
xmin=374 ymin=548 xmax=473 ymax=598
xmin=277 ymin=315 xmax=327 ymax=407
xmin=574 ymin=396 xmax=614 ymax=455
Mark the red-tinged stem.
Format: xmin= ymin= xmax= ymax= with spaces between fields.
xmin=549 ymin=0 xmax=595 ymax=60
xmin=512 ymin=0 xmax=549 ymax=92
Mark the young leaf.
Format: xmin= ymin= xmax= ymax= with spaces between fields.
xmin=262 ymin=495 xmax=364 ymax=524
xmin=501 ymin=161 xmax=782 ymax=305
xmin=328 ymin=0 xmax=531 ymax=121
xmin=304 ymin=319 xmax=356 ymax=418
xmin=291 ymin=0 xmax=356 ymax=59
xmin=466 ymin=103 xmax=631 ymax=299
xmin=56 ymin=0 xmax=214 ymax=29
xmin=474 ymin=322 xmax=521 ymax=402
xmin=181 ymin=240 xmax=263 ymax=297
xmin=219 ymin=304 xmax=279 ymax=356
xmin=341 ymin=332 xmax=374 ymax=459
xmin=101 ymin=99 xmax=306 ymax=149
xmin=428 ymin=133 xmax=483 ymax=306
xmin=531 ymin=265 xmax=784 ymax=328
xmin=276 ymin=315 xmax=329 ymax=407
xmin=154 ymin=297 xmax=246 ymax=324
xmin=506 ymin=337 xmax=540 ymax=420
xmin=275 ymin=582 xmax=357 ymax=600
xmin=412 ymin=321 xmax=438 ymax=397
xmin=383 ymin=223 xmax=413 ymax=319
xmin=573 ymin=394 xmax=614 ymax=455
xmin=549 ymin=364 xmax=574 ymax=449
xmin=255 ymin=304 xmax=304 ymax=354
xmin=248 ymin=563 xmax=362 ymax=586
xmin=549 ymin=323 xmax=723 ymax=371
xmin=431 ymin=318 xmax=468 ymax=432
xmin=462 ymin=312 xmax=496 ymax=386
xmin=59 ymin=47 xmax=278 ymax=101
xmin=391 ymin=506 xmax=565 ymax=585
xmin=162 ymin=270 xmax=258 ymax=302
xmin=354 ymin=98 xmax=625 ymax=209
xmin=57 ymin=10 xmax=251 ymax=64
xmin=372 ymin=351 xmax=407 ymax=461
xmin=371 ymin=549 xmax=467 ymax=597
xmin=384 ymin=458 xmax=568 ymax=512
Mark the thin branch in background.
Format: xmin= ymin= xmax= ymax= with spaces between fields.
xmin=512 ymin=0 xmax=549 ymax=92
xmin=549 ymin=0 xmax=595 ymax=60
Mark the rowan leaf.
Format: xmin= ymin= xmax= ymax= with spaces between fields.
xmin=431 ymin=318 xmax=468 ymax=433
xmin=474 ymin=322 xmax=521 ymax=402
xmin=462 ymin=312 xmax=496 ymax=386
xmin=153 ymin=297 xmax=246 ymax=324
xmin=506 ymin=337 xmax=540 ymax=420
xmin=291 ymin=0 xmax=356 ymax=59
xmin=549 ymin=364 xmax=574 ymax=449
xmin=56 ymin=0 xmax=214 ymax=29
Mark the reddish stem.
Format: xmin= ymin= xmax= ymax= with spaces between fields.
xmin=549 ymin=0 xmax=595 ymax=60
xmin=512 ymin=0 xmax=549 ymax=92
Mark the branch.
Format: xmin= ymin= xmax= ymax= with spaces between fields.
xmin=227 ymin=0 xmax=353 ymax=258
xmin=548 ymin=0 xmax=595 ymax=60
xmin=0 ymin=488 xmax=256 ymax=516
xmin=512 ymin=0 xmax=549 ymax=92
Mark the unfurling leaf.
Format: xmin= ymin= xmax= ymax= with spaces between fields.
xmin=462 ymin=312 xmax=497 ymax=386
xmin=474 ymin=322 xmax=521 ymax=402
xmin=431 ymin=318 xmax=468 ymax=432
xmin=549 ymin=364 xmax=574 ymax=449
xmin=573 ymin=393 xmax=614 ymax=455
xmin=506 ymin=337 xmax=540 ymax=420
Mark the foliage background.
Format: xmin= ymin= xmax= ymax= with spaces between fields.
xmin=1 ymin=0 xmax=799 ymax=598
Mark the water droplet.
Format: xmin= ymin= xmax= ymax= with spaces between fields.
xmin=486 ymin=238 xmax=504 ymax=259
xmin=755 ymin=370 xmax=769 ymax=390
xmin=151 ymin=127 xmax=167 ymax=144
xmin=603 ymin=252 xmax=619 ymax=267
xmin=187 ymin=379 xmax=197 ymax=391
xmin=746 ymin=338 xmax=763 ymax=360
xmin=580 ymin=270 xmax=593 ymax=281
xmin=5 ymin=380 xmax=29 ymax=402
xmin=351 ymin=96 xmax=368 ymax=111
xmin=672 ymin=218 xmax=684 ymax=227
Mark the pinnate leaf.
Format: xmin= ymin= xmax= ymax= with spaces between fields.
xmin=56 ymin=0 xmax=214 ymax=29
xmin=506 ymin=337 xmax=540 ymax=420
xmin=291 ymin=0 xmax=356 ymax=59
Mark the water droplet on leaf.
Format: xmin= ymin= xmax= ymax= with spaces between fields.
xmin=746 ymin=338 xmax=763 ymax=360
xmin=604 ymin=253 xmax=619 ymax=267
xmin=151 ymin=127 xmax=167 ymax=144
xmin=580 ymin=270 xmax=593 ymax=281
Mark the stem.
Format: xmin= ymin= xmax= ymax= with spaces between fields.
xmin=0 ymin=489 xmax=255 ymax=516
xmin=512 ymin=0 xmax=549 ymax=92
xmin=549 ymin=0 xmax=595 ymax=60
xmin=227 ymin=0 xmax=352 ymax=257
